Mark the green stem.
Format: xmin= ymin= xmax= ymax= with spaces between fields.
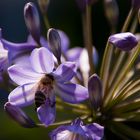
xmin=82 ymin=4 xmax=94 ymax=75
xmin=37 ymin=115 xmax=88 ymax=128
xmin=130 ymin=15 xmax=138 ymax=33
xmin=100 ymin=42 xmax=113 ymax=97
xmin=121 ymin=8 xmax=134 ymax=32
xmin=104 ymin=44 xmax=140 ymax=109
xmin=43 ymin=15 xmax=51 ymax=29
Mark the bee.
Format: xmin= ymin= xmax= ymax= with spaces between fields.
xmin=34 ymin=74 xmax=55 ymax=110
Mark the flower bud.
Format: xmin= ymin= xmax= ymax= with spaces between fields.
xmin=104 ymin=0 xmax=119 ymax=28
xmin=132 ymin=0 xmax=140 ymax=10
xmin=88 ymin=74 xmax=103 ymax=111
xmin=38 ymin=0 xmax=50 ymax=14
xmin=76 ymin=0 xmax=97 ymax=12
xmin=47 ymin=28 xmax=61 ymax=63
xmin=108 ymin=32 xmax=138 ymax=51
xmin=24 ymin=2 xmax=40 ymax=45
xmin=4 ymin=102 xmax=36 ymax=128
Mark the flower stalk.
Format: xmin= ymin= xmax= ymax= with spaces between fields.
xmin=82 ymin=4 xmax=94 ymax=75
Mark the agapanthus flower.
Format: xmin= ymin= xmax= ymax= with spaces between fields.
xmin=24 ymin=2 xmax=41 ymax=44
xmin=4 ymin=102 xmax=36 ymax=128
xmin=0 ymin=29 xmax=37 ymax=81
xmin=8 ymin=47 xmax=89 ymax=126
xmin=108 ymin=32 xmax=138 ymax=51
xmin=50 ymin=118 xmax=104 ymax=140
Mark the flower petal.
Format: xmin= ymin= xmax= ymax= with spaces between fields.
xmin=88 ymin=74 xmax=103 ymax=111
xmin=53 ymin=62 xmax=77 ymax=82
xmin=30 ymin=47 xmax=54 ymax=73
xmin=55 ymin=83 xmax=89 ymax=103
xmin=8 ymin=83 xmax=36 ymax=107
xmin=66 ymin=47 xmax=82 ymax=63
xmin=4 ymin=102 xmax=36 ymax=128
xmin=27 ymin=35 xmax=49 ymax=49
xmin=86 ymin=123 xmax=104 ymax=140
xmin=58 ymin=30 xmax=70 ymax=53
xmin=37 ymin=93 xmax=56 ymax=126
xmin=108 ymin=32 xmax=138 ymax=51
xmin=8 ymin=65 xmax=42 ymax=85
xmin=1 ymin=38 xmax=36 ymax=51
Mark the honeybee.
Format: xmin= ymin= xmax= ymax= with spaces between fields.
xmin=34 ymin=74 xmax=55 ymax=110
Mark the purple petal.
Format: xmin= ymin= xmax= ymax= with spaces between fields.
xmin=37 ymin=93 xmax=56 ymax=126
xmin=86 ymin=123 xmax=104 ymax=140
xmin=24 ymin=2 xmax=40 ymax=44
xmin=50 ymin=118 xmax=88 ymax=140
xmin=1 ymin=38 xmax=36 ymax=51
xmin=0 ymin=43 xmax=8 ymax=73
xmin=4 ymin=102 xmax=36 ymax=128
xmin=8 ymin=83 xmax=36 ymax=107
xmin=66 ymin=47 xmax=83 ymax=62
xmin=57 ymin=30 xmax=70 ymax=53
xmin=30 ymin=47 xmax=54 ymax=73
xmin=1 ymin=38 xmax=36 ymax=64
xmin=108 ymin=32 xmax=138 ymax=51
xmin=47 ymin=28 xmax=61 ymax=63
xmin=55 ymin=83 xmax=89 ymax=103
xmin=88 ymin=74 xmax=103 ymax=110
xmin=53 ymin=62 xmax=77 ymax=82
xmin=50 ymin=118 xmax=104 ymax=140
xmin=27 ymin=35 xmax=49 ymax=49
xmin=8 ymin=65 xmax=42 ymax=85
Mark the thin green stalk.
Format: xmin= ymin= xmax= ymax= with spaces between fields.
xmin=130 ymin=15 xmax=138 ymax=33
xmin=104 ymin=44 xmax=140 ymax=108
xmin=43 ymin=15 xmax=51 ymax=29
xmin=82 ymin=4 xmax=94 ymax=75
xmin=108 ymin=51 xmax=125 ymax=88
xmin=100 ymin=42 xmax=113 ymax=96
xmin=121 ymin=8 xmax=134 ymax=32
xmin=37 ymin=115 xmax=88 ymax=128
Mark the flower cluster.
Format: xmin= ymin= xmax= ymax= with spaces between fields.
xmin=1 ymin=0 xmax=140 ymax=139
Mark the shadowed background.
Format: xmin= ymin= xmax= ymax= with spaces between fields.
xmin=0 ymin=0 xmax=135 ymax=139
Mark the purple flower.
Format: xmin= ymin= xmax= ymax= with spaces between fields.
xmin=24 ymin=2 xmax=41 ymax=44
xmin=108 ymin=32 xmax=138 ymax=51
xmin=132 ymin=0 xmax=140 ymax=10
xmin=66 ymin=47 xmax=98 ymax=86
xmin=4 ymin=102 xmax=36 ymax=128
xmin=88 ymin=74 xmax=103 ymax=111
xmin=50 ymin=118 xmax=104 ymax=140
xmin=0 ymin=41 xmax=8 ymax=74
xmin=8 ymin=47 xmax=89 ymax=126
xmin=47 ymin=28 xmax=62 ymax=63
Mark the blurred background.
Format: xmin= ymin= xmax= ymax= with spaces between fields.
xmin=0 ymin=0 xmax=136 ymax=139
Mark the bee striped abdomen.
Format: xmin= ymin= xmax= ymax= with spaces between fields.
xmin=35 ymin=91 xmax=46 ymax=109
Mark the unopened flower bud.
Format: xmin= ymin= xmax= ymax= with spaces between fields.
xmin=108 ymin=32 xmax=138 ymax=51
xmin=76 ymin=0 xmax=97 ymax=12
xmin=132 ymin=0 xmax=140 ymax=11
xmin=38 ymin=0 xmax=50 ymax=14
xmin=47 ymin=28 xmax=61 ymax=63
xmin=24 ymin=2 xmax=40 ymax=45
xmin=4 ymin=102 xmax=36 ymax=128
xmin=104 ymin=0 xmax=119 ymax=28
xmin=88 ymin=74 xmax=103 ymax=111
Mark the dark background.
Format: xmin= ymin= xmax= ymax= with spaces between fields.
xmin=0 ymin=0 xmax=137 ymax=139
